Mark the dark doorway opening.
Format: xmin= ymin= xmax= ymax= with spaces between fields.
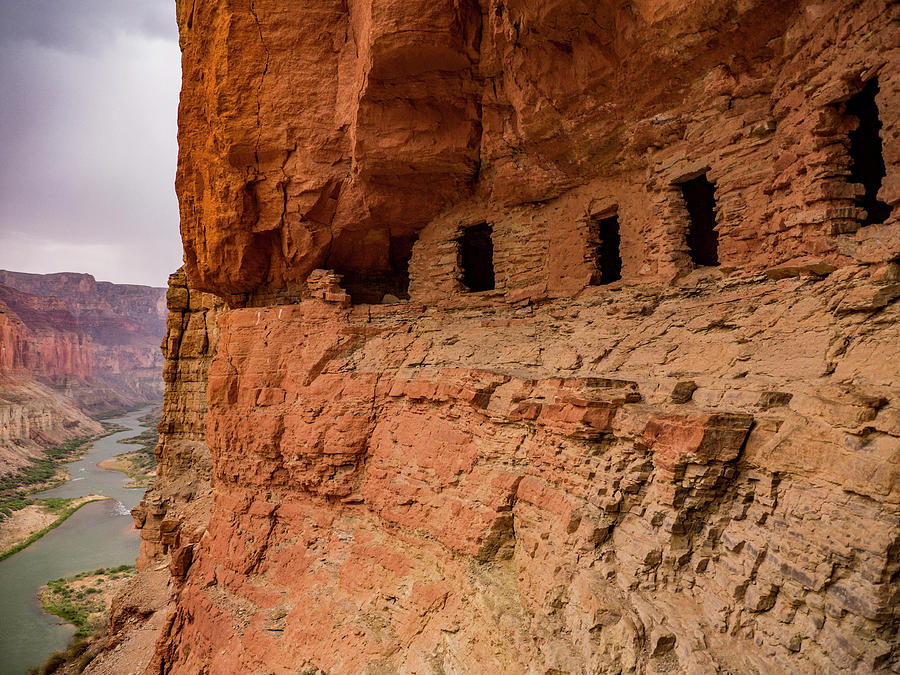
xmin=459 ymin=222 xmax=494 ymax=292
xmin=680 ymin=174 xmax=719 ymax=267
xmin=338 ymin=234 xmax=416 ymax=304
xmin=588 ymin=213 xmax=622 ymax=285
xmin=388 ymin=234 xmax=415 ymax=297
xmin=847 ymin=78 xmax=890 ymax=226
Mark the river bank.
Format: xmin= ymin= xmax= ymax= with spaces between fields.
xmin=0 ymin=424 xmax=127 ymax=564
xmin=0 ymin=424 xmax=124 ymax=524
xmin=98 ymin=408 xmax=160 ymax=489
xmin=0 ymin=406 xmax=156 ymax=675
xmin=0 ymin=495 xmax=109 ymax=562
xmin=39 ymin=565 xmax=138 ymax=638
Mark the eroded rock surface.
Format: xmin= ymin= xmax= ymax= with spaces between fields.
xmin=0 ymin=271 xmax=167 ymax=406
xmin=85 ymin=268 xmax=222 ymax=674
xmin=97 ymin=1 xmax=898 ymax=673
xmin=146 ymin=269 xmax=898 ymax=674
xmin=0 ymin=272 xmax=167 ymax=473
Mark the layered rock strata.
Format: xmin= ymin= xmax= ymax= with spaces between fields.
xmin=0 ymin=283 xmax=92 ymax=381
xmin=0 ymin=273 xmax=167 ymax=473
xmin=98 ymin=1 xmax=899 ymax=673
xmin=0 ymin=283 xmax=102 ymax=471
xmin=0 ymin=271 xmax=167 ymax=405
xmin=131 ymin=268 xmax=221 ymax=569
xmin=0 ymin=379 xmax=103 ymax=475
xmin=145 ymin=267 xmax=898 ymax=674
xmin=85 ymin=269 xmax=222 ymax=674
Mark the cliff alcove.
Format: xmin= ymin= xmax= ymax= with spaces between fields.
xmin=459 ymin=223 xmax=496 ymax=292
xmin=85 ymin=1 xmax=900 ymax=674
xmin=588 ymin=212 xmax=623 ymax=285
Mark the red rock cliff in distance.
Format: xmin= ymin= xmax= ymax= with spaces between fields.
xmin=0 ymin=283 xmax=102 ymax=474
xmin=0 ymin=271 xmax=167 ymax=410
xmin=0 ymin=272 xmax=166 ymax=474
xmin=0 ymin=283 xmax=92 ymax=380
xmin=91 ymin=1 xmax=898 ymax=673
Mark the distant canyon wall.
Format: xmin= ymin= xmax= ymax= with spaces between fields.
xmin=0 ymin=283 xmax=92 ymax=381
xmin=0 ymin=270 xmax=167 ymax=406
xmin=0 ymin=272 xmax=167 ymax=474
xmin=0 ymin=379 xmax=103 ymax=475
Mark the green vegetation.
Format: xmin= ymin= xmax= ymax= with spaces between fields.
xmin=42 ymin=585 xmax=99 ymax=638
xmin=100 ymin=421 xmax=128 ymax=434
xmin=0 ymin=437 xmax=96 ymax=523
xmin=0 ymin=496 xmax=30 ymax=519
xmin=39 ymin=565 xmax=137 ymax=638
xmin=41 ymin=497 xmax=82 ymax=514
xmin=120 ymin=425 xmax=159 ymax=452
xmin=27 ymin=561 xmax=158 ymax=674
xmin=113 ymin=407 xmax=161 ymax=486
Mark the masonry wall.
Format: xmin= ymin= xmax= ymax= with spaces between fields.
xmin=409 ymin=1 xmax=898 ymax=301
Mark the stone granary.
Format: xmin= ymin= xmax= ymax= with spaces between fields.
xmin=86 ymin=1 xmax=898 ymax=674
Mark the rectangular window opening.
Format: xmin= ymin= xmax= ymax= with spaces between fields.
xmin=588 ymin=212 xmax=622 ymax=285
xmin=388 ymin=234 xmax=415 ymax=300
xmin=459 ymin=222 xmax=495 ymax=292
xmin=847 ymin=78 xmax=890 ymax=226
xmin=680 ymin=174 xmax=719 ymax=267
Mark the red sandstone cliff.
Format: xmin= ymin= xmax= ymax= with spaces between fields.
xmin=0 ymin=283 xmax=92 ymax=381
xmin=0 ymin=283 xmax=102 ymax=473
xmin=0 ymin=271 xmax=167 ymax=407
xmin=90 ymin=1 xmax=898 ymax=673
xmin=0 ymin=273 xmax=167 ymax=474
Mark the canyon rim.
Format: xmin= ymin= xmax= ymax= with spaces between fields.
xmin=85 ymin=1 xmax=898 ymax=673
xmin=0 ymin=272 xmax=166 ymax=474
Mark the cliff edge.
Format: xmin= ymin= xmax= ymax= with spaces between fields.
xmin=91 ymin=1 xmax=898 ymax=673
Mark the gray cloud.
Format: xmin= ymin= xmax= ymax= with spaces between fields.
xmin=0 ymin=0 xmax=177 ymax=52
xmin=0 ymin=0 xmax=182 ymax=288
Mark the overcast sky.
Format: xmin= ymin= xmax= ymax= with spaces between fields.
xmin=0 ymin=0 xmax=182 ymax=288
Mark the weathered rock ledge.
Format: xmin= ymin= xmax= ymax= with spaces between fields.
xmin=92 ymin=264 xmax=899 ymax=674
xmin=91 ymin=0 xmax=898 ymax=673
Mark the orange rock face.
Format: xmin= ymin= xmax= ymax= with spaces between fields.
xmin=0 ymin=283 xmax=92 ymax=381
xmin=130 ymin=268 xmax=221 ymax=570
xmin=175 ymin=0 xmax=899 ymax=304
xmin=0 ymin=271 xmax=167 ymax=406
xmin=0 ymin=272 xmax=168 ymax=474
xmin=94 ymin=1 xmax=899 ymax=673
xmin=140 ymin=273 xmax=898 ymax=674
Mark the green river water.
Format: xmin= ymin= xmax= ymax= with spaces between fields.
xmin=0 ymin=407 xmax=154 ymax=674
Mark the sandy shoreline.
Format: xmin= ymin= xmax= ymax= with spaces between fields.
xmin=96 ymin=458 xmax=127 ymax=473
xmin=97 ymin=454 xmax=156 ymax=489
xmin=0 ymin=495 xmax=109 ymax=560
